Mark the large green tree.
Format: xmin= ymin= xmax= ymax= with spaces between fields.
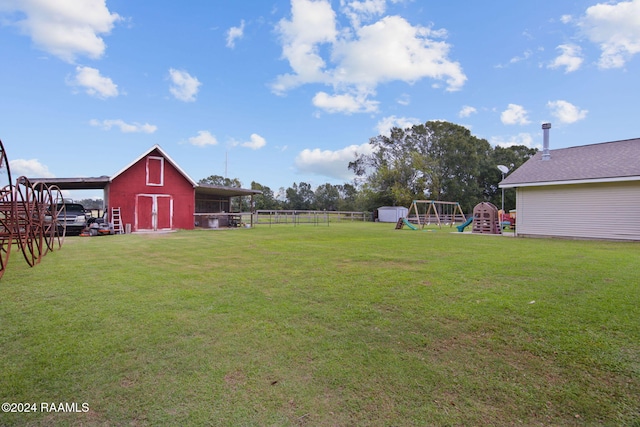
xmin=349 ymin=126 xmax=428 ymax=208
xmin=418 ymin=121 xmax=492 ymax=211
xmin=314 ymin=183 xmax=340 ymax=211
xmin=336 ymin=183 xmax=358 ymax=211
xmin=285 ymin=182 xmax=314 ymax=210
xmin=251 ymin=181 xmax=281 ymax=210
xmin=350 ymin=121 xmax=493 ymax=212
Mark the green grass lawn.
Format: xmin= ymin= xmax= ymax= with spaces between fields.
xmin=1 ymin=223 xmax=638 ymax=426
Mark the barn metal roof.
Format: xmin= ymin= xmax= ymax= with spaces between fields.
xmin=500 ymin=138 xmax=640 ymax=188
xmin=195 ymin=184 xmax=261 ymax=197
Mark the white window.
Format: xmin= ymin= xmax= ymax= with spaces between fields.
xmin=146 ymin=156 xmax=164 ymax=186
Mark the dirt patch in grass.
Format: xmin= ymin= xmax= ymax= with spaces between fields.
xmin=224 ymin=370 xmax=247 ymax=390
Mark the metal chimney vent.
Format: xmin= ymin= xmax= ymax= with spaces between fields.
xmin=542 ymin=123 xmax=551 ymax=161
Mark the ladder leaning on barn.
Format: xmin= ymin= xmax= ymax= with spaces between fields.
xmin=111 ymin=207 xmax=124 ymax=234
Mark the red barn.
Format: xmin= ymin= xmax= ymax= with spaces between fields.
xmin=31 ymin=145 xmax=261 ymax=232
xmin=107 ymin=145 xmax=196 ymax=232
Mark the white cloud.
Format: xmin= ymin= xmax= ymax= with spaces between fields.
xmin=547 ymin=100 xmax=588 ymax=124
xmin=560 ymin=15 xmax=573 ymax=24
xmin=312 ymin=91 xmax=379 ymax=114
xmin=396 ymin=93 xmax=410 ymax=106
xmin=272 ymin=0 xmax=338 ymax=93
xmin=490 ymin=133 xmax=538 ymax=149
xmin=509 ymin=49 xmax=533 ymax=65
xmin=0 ymin=0 xmax=121 ymax=62
xmin=90 ymin=119 xmax=156 ymax=133
xmin=9 ymin=158 xmax=54 ymax=178
xmin=340 ymin=0 xmax=387 ymax=27
xmin=548 ymin=44 xmax=584 ymax=73
xmin=272 ymin=0 xmax=466 ymax=113
xmin=241 ymin=134 xmax=267 ymax=150
xmin=226 ymin=20 xmax=245 ymax=48
xmin=375 ymin=115 xmax=421 ymax=137
xmin=295 ymin=142 xmax=375 ymax=180
xmin=500 ymin=104 xmax=530 ymax=125
xmin=578 ymin=0 xmax=640 ymax=69
xmin=187 ymin=131 xmax=218 ymax=147
xmin=458 ymin=105 xmax=477 ymax=118
xmin=68 ymin=66 xmax=118 ymax=98
xmin=331 ymin=16 xmax=465 ymax=91
xmin=168 ymin=68 xmax=201 ymax=102
xmin=495 ymin=49 xmax=533 ymax=69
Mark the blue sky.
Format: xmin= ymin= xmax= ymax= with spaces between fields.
xmin=1 ymin=0 xmax=639 ymax=199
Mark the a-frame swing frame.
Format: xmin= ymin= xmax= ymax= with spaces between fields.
xmin=408 ymin=200 xmax=466 ymax=229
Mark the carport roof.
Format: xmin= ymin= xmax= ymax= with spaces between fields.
xmin=28 ymin=176 xmax=111 ymax=190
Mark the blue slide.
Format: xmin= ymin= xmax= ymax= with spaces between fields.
xmin=456 ymin=216 xmax=473 ymax=232
xmin=402 ymin=218 xmax=418 ymax=230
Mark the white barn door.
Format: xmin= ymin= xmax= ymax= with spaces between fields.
xmin=135 ymin=194 xmax=173 ymax=231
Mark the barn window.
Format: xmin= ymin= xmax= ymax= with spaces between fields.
xmin=146 ymin=156 xmax=164 ymax=186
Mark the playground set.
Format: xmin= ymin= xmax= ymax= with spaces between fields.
xmin=395 ymin=200 xmax=466 ymax=230
xmin=470 ymin=202 xmax=501 ymax=234
xmin=395 ymin=200 xmax=507 ymax=235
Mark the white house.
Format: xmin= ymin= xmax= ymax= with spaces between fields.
xmin=499 ymin=137 xmax=640 ymax=241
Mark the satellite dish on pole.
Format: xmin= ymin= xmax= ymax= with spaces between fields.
xmin=497 ymin=165 xmax=510 ymax=213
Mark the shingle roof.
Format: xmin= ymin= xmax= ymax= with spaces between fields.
xmin=500 ymin=138 xmax=640 ymax=188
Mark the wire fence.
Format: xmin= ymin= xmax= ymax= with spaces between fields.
xmin=255 ymin=210 xmax=370 ymax=226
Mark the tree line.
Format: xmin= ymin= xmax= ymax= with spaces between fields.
xmin=198 ymin=175 xmax=359 ymax=212
xmin=201 ymin=121 xmax=536 ymax=214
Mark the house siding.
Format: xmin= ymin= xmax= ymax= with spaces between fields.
xmin=516 ymin=181 xmax=640 ymax=241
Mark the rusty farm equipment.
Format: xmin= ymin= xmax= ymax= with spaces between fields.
xmin=0 ymin=139 xmax=65 ymax=279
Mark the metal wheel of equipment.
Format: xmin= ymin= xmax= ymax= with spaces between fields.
xmin=33 ymin=181 xmax=55 ymax=255
xmin=49 ymin=185 xmax=66 ymax=249
xmin=15 ymin=176 xmax=42 ymax=267
xmin=0 ymin=139 xmax=14 ymax=278
xmin=0 ymin=185 xmax=14 ymax=279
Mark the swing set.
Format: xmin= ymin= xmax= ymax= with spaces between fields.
xmin=406 ymin=200 xmax=466 ymax=229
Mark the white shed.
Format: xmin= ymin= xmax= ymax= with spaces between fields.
xmin=500 ymin=137 xmax=640 ymax=241
xmin=377 ymin=206 xmax=409 ymax=223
